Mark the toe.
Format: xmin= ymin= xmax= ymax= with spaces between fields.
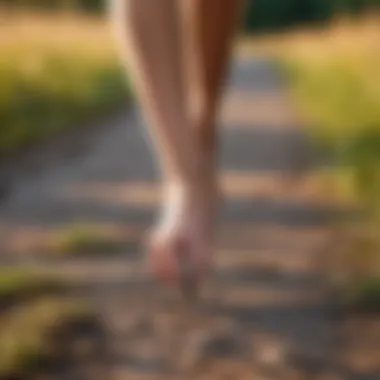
xmin=147 ymin=236 xmax=180 ymax=284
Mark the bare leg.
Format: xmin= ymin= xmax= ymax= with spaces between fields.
xmin=111 ymin=0 xmax=196 ymax=186
xmin=181 ymin=0 xmax=244 ymax=165
xmin=110 ymin=0 xmax=212 ymax=283
xmin=178 ymin=0 xmax=244 ymax=269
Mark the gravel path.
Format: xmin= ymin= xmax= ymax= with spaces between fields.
xmin=0 ymin=56 xmax=369 ymax=379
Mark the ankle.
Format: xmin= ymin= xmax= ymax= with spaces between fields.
xmin=164 ymin=176 xmax=215 ymax=202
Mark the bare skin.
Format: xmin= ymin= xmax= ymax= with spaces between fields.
xmin=110 ymin=0 xmax=243 ymax=286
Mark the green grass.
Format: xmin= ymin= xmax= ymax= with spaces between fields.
xmin=273 ymin=19 xmax=380 ymax=209
xmin=0 ymin=268 xmax=66 ymax=306
xmin=49 ymin=223 xmax=125 ymax=256
xmin=282 ymin=27 xmax=380 ymax=215
xmin=287 ymin=56 xmax=380 ymax=216
xmin=0 ymin=297 xmax=93 ymax=377
xmin=260 ymin=16 xmax=380 ymax=309
xmin=0 ymin=13 xmax=129 ymax=156
xmin=0 ymin=267 xmax=97 ymax=377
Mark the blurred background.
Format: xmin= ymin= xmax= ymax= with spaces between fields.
xmin=0 ymin=0 xmax=379 ymax=378
xmin=1 ymin=0 xmax=379 ymax=155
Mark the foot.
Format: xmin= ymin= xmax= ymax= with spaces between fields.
xmin=147 ymin=176 xmax=219 ymax=286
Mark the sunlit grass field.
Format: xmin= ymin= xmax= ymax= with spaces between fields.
xmin=243 ymin=14 xmax=380 ymax=303
xmin=282 ymin=17 xmax=380 ymax=223
xmin=244 ymin=15 xmax=380 ymax=145
xmin=242 ymin=16 xmax=380 ymax=211
xmin=285 ymin=16 xmax=380 ymax=213
xmin=0 ymin=12 xmax=128 ymax=156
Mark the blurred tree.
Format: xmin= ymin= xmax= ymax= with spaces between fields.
xmin=0 ymin=0 xmax=104 ymax=12
xmin=243 ymin=0 xmax=378 ymax=33
xmin=0 ymin=0 xmax=377 ymax=28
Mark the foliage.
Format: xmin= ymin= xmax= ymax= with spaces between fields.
xmin=243 ymin=0 xmax=379 ymax=32
xmin=272 ymin=17 xmax=380 ymax=308
xmin=244 ymin=0 xmax=333 ymax=32
xmin=0 ymin=0 xmax=104 ymax=12
xmin=0 ymin=15 xmax=129 ymax=156
xmin=1 ymin=0 xmax=379 ymax=31
xmin=281 ymin=21 xmax=380 ymax=217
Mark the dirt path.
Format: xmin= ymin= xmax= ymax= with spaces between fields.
xmin=0 ymin=57 xmax=368 ymax=379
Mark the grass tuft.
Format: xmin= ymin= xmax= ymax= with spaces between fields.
xmin=49 ymin=223 xmax=125 ymax=256
xmin=0 ymin=268 xmax=66 ymax=307
xmin=0 ymin=297 xmax=93 ymax=377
